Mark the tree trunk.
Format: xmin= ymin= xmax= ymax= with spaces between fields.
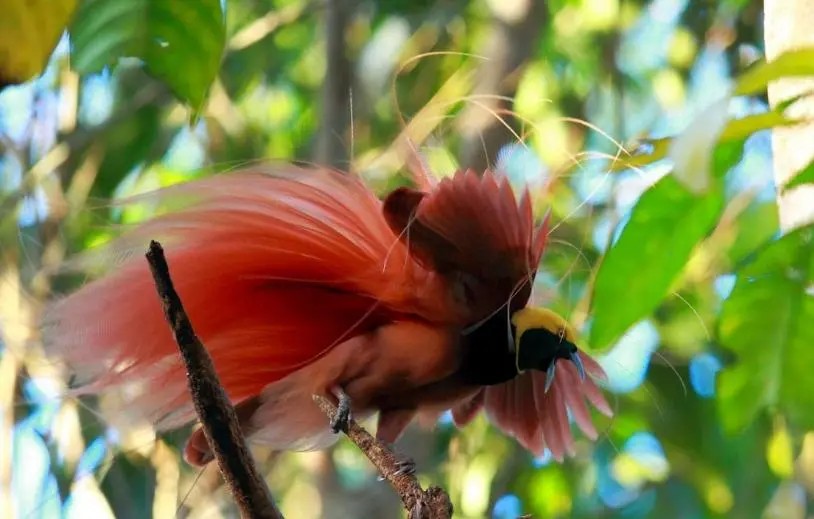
xmin=764 ymin=0 xmax=814 ymax=232
xmin=457 ymin=0 xmax=547 ymax=172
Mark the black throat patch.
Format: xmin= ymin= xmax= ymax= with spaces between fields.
xmin=457 ymin=309 xmax=519 ymax=386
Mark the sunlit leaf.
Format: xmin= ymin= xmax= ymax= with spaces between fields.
xmin=766 ymin=417 xmax=794 ymax=478
xmin=612 ymin=111 xmax=796 ymax=173
xmin=609 ymin=137 xmax=670 ymax=172
xmin=718 ymin=225 xmax=814 ymax=433
xmin=719 ymin=112 xmax=801 ymax=142
xmin=70 ymin=0 xmax=225 ymax=109
xmin=735 ymin=47 xmax=814 ymax=96
xmin=0 ymin=0 xmax=78 ymax=86
xmin=783 ymin=159 xmax=814 ymax=192
xmin=589 ymin=176 xmax=724 ymax=350
xmin=774 ymin=88 xmax=814 ymax=112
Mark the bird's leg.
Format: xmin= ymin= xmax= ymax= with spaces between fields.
xmin=329 ymin=386 xmax=352 ymax=433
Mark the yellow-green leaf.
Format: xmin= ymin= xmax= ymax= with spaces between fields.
xmin=613 ymin=111 xmax=798 ymax=174
xmin=735 ymin=47 xmax=814 ymax=96
xmin=720 ymin=112 xmax=802 ymax=142
xmin=0 ymin=0 xmax=78 ymax=86
xmin=783 ymin=159 xmax=814 ymax=192
xmin=766 ymin=417 xmax=794 ymax=478
xmin=609 ymin=137 xmax=671 ymax=172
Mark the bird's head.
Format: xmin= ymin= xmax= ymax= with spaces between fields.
xmin=511 ymin=307 xmax=587 ymax=391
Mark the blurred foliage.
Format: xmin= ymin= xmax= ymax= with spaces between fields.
xmin=2 ymin=0 xmax=814 ymax=518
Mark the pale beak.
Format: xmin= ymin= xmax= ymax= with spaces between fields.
xmin=544 ymin=351 xmax=586 ymax=393
xmin=544 ymin=361 xmax=557 ymax=393
xmin=570 ymin=351 xmax=586 ymax=381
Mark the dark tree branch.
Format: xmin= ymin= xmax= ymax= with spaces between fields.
xmin=316 ymin=0 xmax=353 ymax=168
xmin=145 ymin=240 xmax=283 ymax=519
xmin=458 ymin=0 xmax=547 ymax=171
xmin=312 ymin=395 xmax=453 ymax=519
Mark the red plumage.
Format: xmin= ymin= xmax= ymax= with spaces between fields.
xmin=43 ymin=165 xmax=610 ymax=464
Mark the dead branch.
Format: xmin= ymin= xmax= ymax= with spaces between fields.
xmin=145 ymin=240 xmax=283 ymax=519
xmin=312 ymin=395 xmax=453 ymax=519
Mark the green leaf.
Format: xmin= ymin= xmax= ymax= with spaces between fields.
xmin=609 ymin=137 xmax=670 ymax=172
xmin=0 ymin=0 xmax=78 ymax=86
xmin=99 ymin=454 xmax=156 ymax=517
xmin=726 ymin=201 xmax=780 ymax=266
xmin=712 ymin=137 xmax=747 ymax=177
xmin=588 ymin=176 xmax=725 ymax=350
xmin=94 ymin=104 xmax=162 ymax=198
xmin=719 ymin=112 xmax=801 ymax=142
xmin=612 ymin=111 xmax=797 ymax=174
xmin=735 ymin=48 xmax=814 ymax=96
xmin=70 ymin=0 xmax=225 ymax=109
xmin=717 ymin=225 xmax=814 ymax=433
xmin=783 ymin=159 xmax=814 ymax=192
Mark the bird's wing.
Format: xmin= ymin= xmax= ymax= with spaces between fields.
xmin=383 ymin=169 xmax=549 ymax=323
xmin=43 ymin=167 xmax=451 ymax=429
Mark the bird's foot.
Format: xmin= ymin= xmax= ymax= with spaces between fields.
xmin=393 ymin=452 xmax=417 ymax=477
xmin=377 ymin=444 xmax=416 ymax=480
xmin=329 ymin=386 xmax=352 ymax=433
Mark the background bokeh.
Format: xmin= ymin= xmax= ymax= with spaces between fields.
xmin=1 ymin=0 xmax=810 ymax=518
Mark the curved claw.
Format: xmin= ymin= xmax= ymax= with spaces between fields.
xmin=544 ymin=361 xmax=557 ymax=393
xmin=329 ymin=386 xmax=352 ymax=433
xmin=569 ymin=351 xmax=586 ymax=381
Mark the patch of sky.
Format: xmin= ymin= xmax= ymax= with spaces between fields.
xmin=22 ymin=378 xmax=62 ymax=436
xmin=597 ymin=320 xmax=660 ymax=394
xmin=162 ymin=121 xmax=208 ymax=172
xmin=0 ymin=155 xmax=22 ymax=193
xmin=571 ymin=164 xmax=613 ymax=207
xmin=75 ymin=436 xmax=110 ymax=480
xmin=713 ymin=274 xmax=736 ymax=301
xmin=17 ymin=186 xmax=49 ymax=228
xmin=617 ymin=0 xmax=689 ymax=76
xmin=598 ymin=432 xmax=667 ymax=511
xmin=623 ymin=432 xmax=669 ymax=479
xmin=0 ymin=83 xmax=35 ymax=142
xmin=591 ymin=211 xmax=630 ymax=253
xmin=12 ymin=420 xmax=61 ymax=517
xmin=492 ymin=493 xmax=523 ymax=519
xmin=79 ymin=71 xmax=115 ymax=127
xmin=533 ymin=449 xmax=553 ymax=468
xmin=727 ymin=130 xmax=776 ymax=203
xmin=495 ymin=143 xmax=548 ymax=189
xmin=689 ymin=352 xmax=722 ymax=398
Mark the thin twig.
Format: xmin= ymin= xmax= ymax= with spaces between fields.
xmin=312 ymin=395 xmax=453 ymax=519
xmin=145 ymin=240 xmax=284 ymax=519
